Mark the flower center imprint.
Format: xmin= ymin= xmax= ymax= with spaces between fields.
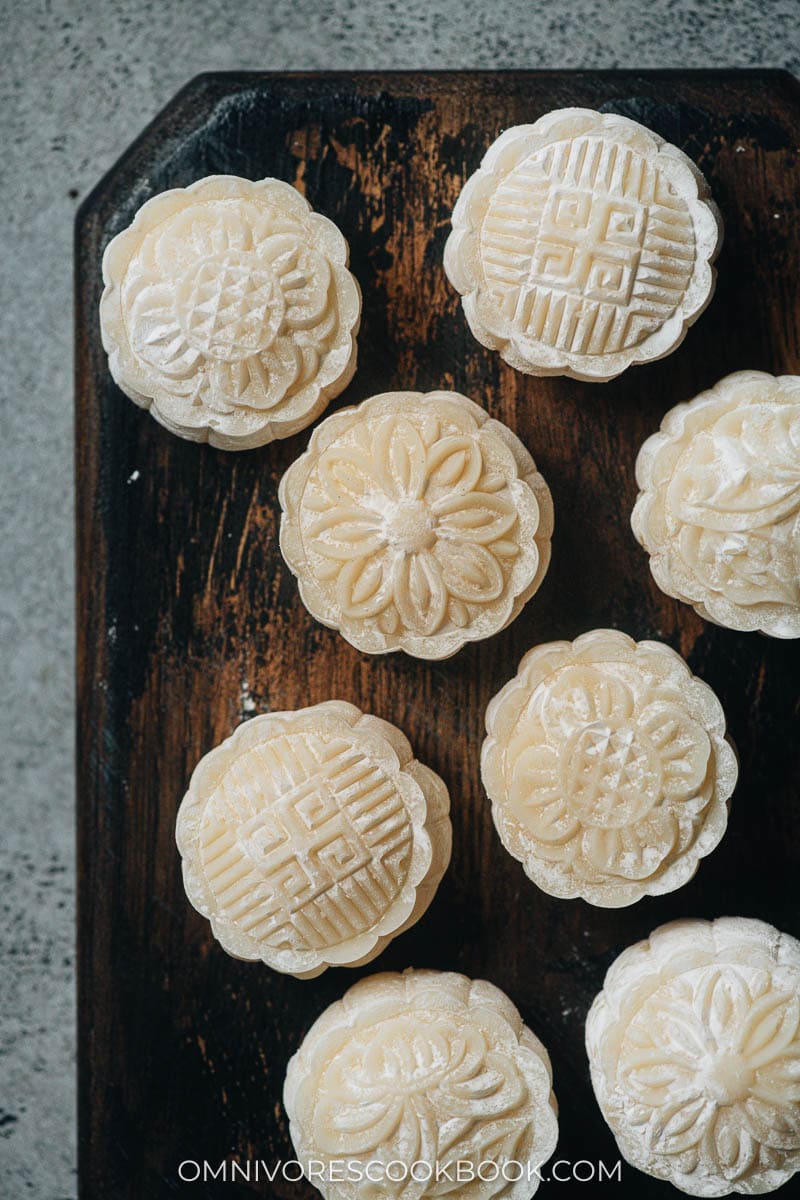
xmin=383 ymin=500 xmax=437 ymax=553
xmin=560 ymin=719 xmax=661 ymax=827
xmin=701 ymin=1053 xmax=755 ymax=1107
xmin=176 ymin=249 xmax=285 ymax=362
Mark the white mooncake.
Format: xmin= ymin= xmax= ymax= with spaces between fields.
xmin=586 ymin=918 xmax=800 ymax=1196
xmin=444 ymin=108 xmax=722 ymax=382
xmin=100 ymin=175 xmax=361 ymax=449
xmin=284 ymin=968 xmax=559 ymax=1200
xmin=279 ymin=390 xmax=553 ymax=659
xmin=633 ymin=370 xmax=800 ymax=638
xmin=175 ymin=702 xmax=450 ymax=978
xmin=481 ymin=629 xmax=737 ymax=907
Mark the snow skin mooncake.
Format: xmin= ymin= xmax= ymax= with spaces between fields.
xmin=284 ymin=969 xmax=559 ymax=1200
xmin=632 ymin=370 xmax=800 ymax=638
xmin=586 ymin=918 xmax=800 ymax=1197
xmin=175 ymin=702 xmax=450 ymax=978
xmin=481 ymin=630 xmax=737 ymax=907
xmin=279 ymin=390 xmax=553 ymax=659
xmin=100 ymin=175 xmax=361 ymax=449
xmin=444 ymin=108 xmax=722 ymax=382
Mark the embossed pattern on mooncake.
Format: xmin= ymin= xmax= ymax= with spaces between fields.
xmin=278 ymin=391 xmax=553 ymax=659
xmin=482 ymin=630 xmax=737 ymax=907
xmin=100 ymin=175 xmax=361 ymax=449
xmin=284 ymin=969 xmax=559 ymax=1200
xmin=176 ymin=702 xmax=451 ymax=978
xmin=633 ymin=370 xmax=800 ymax=638
xmin=586 ymin=918 xmax=800 ymax=1197
xmin=444 ymin=108 xmax=722 ymax=381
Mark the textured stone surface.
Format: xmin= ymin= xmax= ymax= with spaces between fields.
xmin=0 ymin=2 xmax=797 ymax=1195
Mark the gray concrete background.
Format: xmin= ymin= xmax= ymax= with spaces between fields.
xmin=1 ymin=1 xmax=798 ymax=1195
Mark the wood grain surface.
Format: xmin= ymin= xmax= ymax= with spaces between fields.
xmin=75 ymin=71 xmax=800 ymax=1199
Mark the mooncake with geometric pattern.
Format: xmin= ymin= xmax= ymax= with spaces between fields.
xmin=176 ymin=702 xmax=451 ymax=977
xmin=445 ymin=109 xmax=722 ymax=382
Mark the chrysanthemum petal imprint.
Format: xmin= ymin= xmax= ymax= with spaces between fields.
xmin=279 ymin=391 xmax=553 ymax=658
xmin=284 ymin=969 xmax=558 ymax=1200
xmin=586 ymin=918 xmax=800 ymax=1196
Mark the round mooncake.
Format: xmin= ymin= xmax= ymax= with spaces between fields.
xmin=481 ymin=629 xmax=737 ymax=907
xmin=444 ymin=108 xmax=722 ymax=382
xmin=284 ymin=969 xmax=559 ymax=1200
xmin=175 ymin=702 xmax=450 ymax=978
xmin=586 ymin=918 xmax=800 ymax=1196
xmin=100 ymin=175 xmax=361 ymax=449
xmin=632 ymin=370 xmax=800 ymax=638
xmin=279 ymin=390 xmax=553 ymax=659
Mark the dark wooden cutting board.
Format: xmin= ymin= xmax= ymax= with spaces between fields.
xmin=75 ymin=71 xmax=800 ymax=1199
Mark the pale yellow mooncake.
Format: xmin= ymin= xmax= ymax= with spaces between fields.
xmin=284 ymin=969 xmax=559 ymax=1200
xmin=176 ymin=702 xmax=450 ymax=977
xmin=586 ymin=918 xmax=800 ymax=1196
xmin=444 ymin=108 xmax=722 ymax=381
xmin=100 ymin=175 xmax=361 ymax=448
xmin=633 ymin=370 xmax=800 ymax=638
xmin=279 ymin=390 xmax=553 ymax=659
xmin=481 ymin=629 xmax=737 ymax=907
